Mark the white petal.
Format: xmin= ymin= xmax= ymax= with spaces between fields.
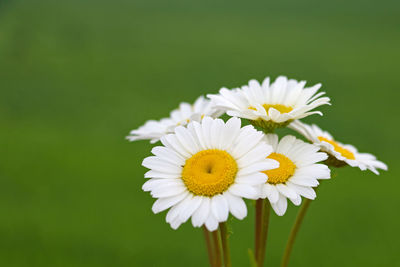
xmin=169 ymin=216 xmax=184 ymax=230
xmin=151 ymin=146 xmax=185 ymax=166
xmin=166 ymin=195 xmax=191 ymax=223
xmin=142 ymin=156 xmax=182 ymax=174
xmin=190 ymin=121 xmax=207 ymax=150
xmin=211 ymin=195 xmax=229 ymax=221
xmin=151 ymin=184 xmax=187 ymax=198
xmin=287 ymin=182 xmax=316 ymax=199
xmin=289 ymin=194 xmax=302 ymax=206
xmin=224 ymin=192 xmax=247 ymax=220
xmin=276 ymin=135 xmax=297 ymax=155
xmin=201 ymin=116 xmax=214 ymax=149
xmin=220 ymin=117 xmax=242 ymax=150
xmin=289 ymin=176 xmax=319 ymax=187
xmin=236 ymin=173 xmax=268 ymax=185
xmin=237 ymin=161 xmax=278 ymax=176
xmin=144 ymin=170 xmax=180 ymax=179
xmin=228 ymin=184 xmax=260 ymax=199
xmin=262 ymin=184 xmax=279 ymax=203
xmin=179 ymin=195 xmax=203 ymax=222
xmin=271 ymin=194 xmax=288 ymax=216
xmin=174 ymin=126 xmax=199 ymax=155
xmin=152 ymin=192 xmax=189 ymax=213
xmin=276 ymin=184 xmax=298 ymax=199
xmin=142 ymin=178 xmax=182 ymax=192
xmin=295 ymin=164 xmax=331 ymax=179
xmin=263 ymin=134 xmax=279 ymax=151
xmin=295 ymin=152 xmax=328 ymax=166
xmin=191 ymin=197 xmax=211 ymax=227
xmin=210 ymin=118 xmax=225 ymax=149
xmin=161 ymin=134 xmax=191 ymax=158
xmin=237 ymin=143 xmax=273 ymax=168
xmin=232 ymin=127 xmax=264 ymax=158
xmin=205 ymin=213 xmax=219 ymax=231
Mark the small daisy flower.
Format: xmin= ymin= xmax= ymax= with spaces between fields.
xmin=289 ymin=121 xmax=388 ymax=174
xmin=142 ymin=117 xmax=279 ymax=231
xmin=260 ymin=134 xmax=330 ymax=216
xmin=127 ymin=96 xmax=223 ymax=143
xmin=207 ymin=76 xmax=330 ymax=132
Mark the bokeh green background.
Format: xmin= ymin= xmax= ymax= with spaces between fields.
xmin=1 ymin=0 xmax=399 ymax=266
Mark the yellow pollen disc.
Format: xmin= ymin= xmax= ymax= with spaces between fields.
xmin=248 ymin=104 xmax=293 ymax=114
xmin=318 ymin=136 xmax=355 ymax=160
xmin=182 ymin=149 xmax=238 ymax=197
xmin=263 ymin=153 xmax=296 ymax=185
xmin=263 ymin=104 xmax=293 ymax=114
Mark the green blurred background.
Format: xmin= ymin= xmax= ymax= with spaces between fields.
xmin=1 ymin=0 xmax=399 ymax=266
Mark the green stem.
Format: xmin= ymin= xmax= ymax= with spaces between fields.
xmin=211 ymin=229 xmax=223 ymax=267
xmin=219 ymin=222 xmax=232 ymax=267
xmin=258 ymin=200 xmax=271 ymax=267
xmin=203 ymin=226 xmax=215 ymax=267
xmin=280 ymin=198 xmax=312 ymax=267
xmin=248 ymin=248 xmax=258 ymax=267
xmin=254 ymin=199 xmax=264 ymax=263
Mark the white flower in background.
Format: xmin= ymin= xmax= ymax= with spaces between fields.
xmin=260 ymin=134 xmax=330 ymax=216
xmin=207 ymin=76 xmax=330 ymax=131
xmin=142 ymin=117 xmax=279 ymax=231
xmin=289 ymin=121 xmax=388 ymax=174
xmin=127 ymin=96 xmax=223 ymax=143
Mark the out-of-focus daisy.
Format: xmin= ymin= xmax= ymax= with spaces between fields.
xmin=260 ymin=134 xmax=330 ymax=216
xmin=207 ymin=76 xmax=330 ymax=132
xmin=289 ymin=121 xmax=388 ymax=174
xmin=127 ymin=96 xmax=223 ymax=143
xmin=142 ymin=117 xmax=279 ymax=231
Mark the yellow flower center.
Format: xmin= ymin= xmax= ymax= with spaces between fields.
xmin=263 ymin=153 xmax=296 ymax=184
xmin=182 ymin=149 xmax=238 ymax=197
xmin=318 ymin=136 xmax=355 ymax=160
xmin=249 ymin=104 xmax=293 ymax=114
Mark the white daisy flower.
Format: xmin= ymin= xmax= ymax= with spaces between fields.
xmin=142 ymin=117 xmax=279 ymax=231
xmin=127 ymin=96 xmax=223 ymax=143
xmin=207 ymin=76 xmax=330 ymax=132
xmin=289 ymin=121 xmax=388 ymax=174
xmin=260 ymin=134 xmax=330 ymax=216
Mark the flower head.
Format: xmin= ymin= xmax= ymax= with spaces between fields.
xmin=127 ymin=96 xmax=223 ymax=143
xmin=142 ymin=117 xmax=279 ymax=231
xmin=289 ymin=121 xmax=388 ymax=174
xmin=260 ymin=134 xmax=330 ymax=216
xmin=207 ymin=76 xmax=330 ymax=132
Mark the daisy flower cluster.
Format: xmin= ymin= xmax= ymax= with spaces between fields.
xmin=127 ymin=75 xmax=387 ymax=267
